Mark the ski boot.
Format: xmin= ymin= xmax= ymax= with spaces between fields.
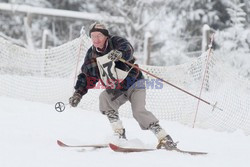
xmin=114 ymin=128 xmax=127 ymax=140
xmin=157 ymin=135 xmax=177 ymax=150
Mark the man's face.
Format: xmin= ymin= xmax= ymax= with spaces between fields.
xmin=90 ymin=31 xmax=107 ymax=49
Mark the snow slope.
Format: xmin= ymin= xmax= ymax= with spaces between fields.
xmin=0 ymin=96 xmax=250 ymax=167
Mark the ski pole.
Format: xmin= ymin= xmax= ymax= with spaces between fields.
xmin=119 ymin=58 xmax=223 ymax=111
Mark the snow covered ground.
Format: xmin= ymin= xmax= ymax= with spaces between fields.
xmin=0 ymin=96 xmax=250 ymax=167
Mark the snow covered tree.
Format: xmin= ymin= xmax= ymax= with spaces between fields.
xmin=82 ymin=0 xmax=167 ymax=53
xmin=0 ymin=11 xmax=25 ymax=42
xmin=216 ymin=0 xmax=249 ymax=51
xmin=1 ymin=0 xmax=249 ymax=72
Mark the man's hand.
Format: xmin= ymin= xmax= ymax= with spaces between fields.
xmin=69 ymin=92 xmax=82 ymax=107
xmin=108 ymin=50 xmax=122 ymax=61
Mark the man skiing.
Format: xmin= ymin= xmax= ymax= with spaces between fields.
xmin=69 ymin=22 xmax=176 ymax=150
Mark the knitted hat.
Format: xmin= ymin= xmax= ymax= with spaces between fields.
xmin=89 ymin=22 xmax=109 ymax=37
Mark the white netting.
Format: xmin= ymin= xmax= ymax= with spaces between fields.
xmin=0 ymin=34 xmax=91 ymax=103
xmin=0 ymin=35 xmax=249 ymax=135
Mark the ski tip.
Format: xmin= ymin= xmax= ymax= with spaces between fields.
xmin=57 ymin=140 xmax=67 ymax=147
xmin=109 ymin=143 xmax=119 ymax=151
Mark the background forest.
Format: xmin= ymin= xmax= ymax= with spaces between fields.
xmin=0 ymin=0 xmax=250 ymax=79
